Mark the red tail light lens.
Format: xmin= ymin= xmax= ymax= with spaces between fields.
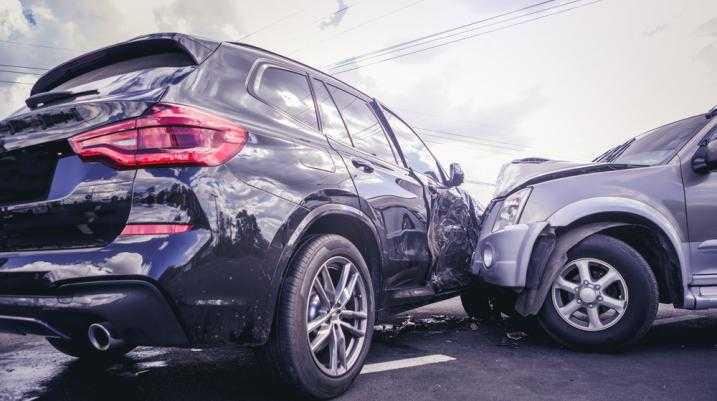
xmin=69 ymin=104 xmax=247 ymax=168
xmin=120 ymin=224 xmax=192 ymax=235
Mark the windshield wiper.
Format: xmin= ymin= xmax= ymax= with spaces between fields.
xmin=595 ymin=138 xmax=635 ymax=163
xmin=25 ymin=89 xmax=99 ymax=109
xmin=610 ymin=138 xmax=636 ymax=162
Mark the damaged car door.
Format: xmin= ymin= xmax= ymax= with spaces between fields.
xmin=323 ymin=84 xmax=434 ymax=303
xmin=379 ymin=106 xmax=480 ymax=293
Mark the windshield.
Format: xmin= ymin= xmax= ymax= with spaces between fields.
xmin=595 ymin=115 xmax=708 ymax=165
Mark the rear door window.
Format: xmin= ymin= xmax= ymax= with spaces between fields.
xmin=327 ymin=85 xmax=396 ymax=163
xmin=382 ymin=107 xmax=444 ymax=183
xmin=256 ymin=67 xmax=318 ymax=129
xmin=312 ymin=79 xmax=351 ymax=144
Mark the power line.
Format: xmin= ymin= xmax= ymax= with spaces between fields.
xmin=0 ymin=69 xmax=43 ymax=76
xmin=331 ymin=0 xmax=598 ymax=73
xmin=415 ymin=127 xmax=528 ymax=150
xmin=239 ymin=0 xmax=364 ymax=41
xmin=396 ymin=107 xmax=526 ymax=144
xmin=0 ymin=39 xmax=78 ymax=52
xmin=421 ymin=137 xmax=522 ymax=155
xmin=0 ymin=63 xmax=50 ymax=71
xmin=395 ymin=106 xmax=516 ymax=133
xmin=420 ymin=133 xmax=523 ymax=152
xmin=237 ymin=8 xmax=306 ymax=41
xmin=290 ymin=0 xmax=427 ymax=55
xmin=326 ymin=0 xmax=556 ymax=70
xmin=331 ymin=0 xmax=602 ymax=74
xmin=0 ymin=80 xmax=34 ymax=86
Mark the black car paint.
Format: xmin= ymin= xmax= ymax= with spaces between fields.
xmin=0 ymin=33 xmax=480 ymax=347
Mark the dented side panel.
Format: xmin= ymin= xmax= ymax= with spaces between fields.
xmin=427 ymin=186 xmax=481 ymax=292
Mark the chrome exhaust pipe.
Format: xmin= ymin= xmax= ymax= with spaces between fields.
xmin=88 ymin=322 xmax=125 ymax=351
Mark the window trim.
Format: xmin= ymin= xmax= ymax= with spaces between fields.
xmin=309 ymin=77 xmax=355 ymax=147
xmin=377 ymin=103 xmax=448 ymax=185
xmin=247 ymin=60 xmax=319 ymax=130
xmin=323 ymin=82 xmax=400 ymax=166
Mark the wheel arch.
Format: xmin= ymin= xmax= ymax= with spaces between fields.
xmin=255 ymin=204 xmax=383 ymax=344
xmin=301 ymin=210 xmax=383 ymax=303
xmin=516 ymin=197 xmax=690 ymax=315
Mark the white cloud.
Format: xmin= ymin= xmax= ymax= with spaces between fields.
xmin=0 ymin=0 xmax=31 ymax=38
xmin=153 ymin=0 xmax=246 ymax=41
xmin=0 ymin=0 xmax=716 ymax=204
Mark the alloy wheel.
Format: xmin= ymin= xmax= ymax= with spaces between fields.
xmin=551 ymin=258 xmax=629 ymax=331
xmin=306 ymin=256 xmax=368 ymax=377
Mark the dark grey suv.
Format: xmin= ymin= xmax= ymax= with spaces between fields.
xmin=464 ymin=107 xmax=717 ymax=350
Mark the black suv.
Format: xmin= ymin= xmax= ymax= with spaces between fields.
xmin=0 ymin=33 xmax=480 ymax=399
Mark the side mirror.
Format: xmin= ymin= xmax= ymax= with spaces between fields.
xmin=447 ymin=163 xmax=464 ymax=187
xmin=692 ymin=140 xmax=717 ymax=174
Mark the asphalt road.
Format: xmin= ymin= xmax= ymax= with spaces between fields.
xmin=1 ymin=298 xmax=716 ymax=401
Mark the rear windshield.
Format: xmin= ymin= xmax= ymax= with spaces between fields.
xmin=597 ymin=115 xmax=708 ymax=165
xmin=54 ymin=51 xmax=194 ymax=92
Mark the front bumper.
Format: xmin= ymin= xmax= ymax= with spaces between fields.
xmin=0 ymin=278 xmax=189 ymax=346
xmin=472 ymin=222 xmax=548 ymax=288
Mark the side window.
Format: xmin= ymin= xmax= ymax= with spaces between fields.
xmin=382 ymin=107 xmax=444 ymax=183
xmin=327 ymin=85 xmax=396 ymax=163
xmin=255 ymin=67 xmax=317 ymax=129
xmin=312 ymin=79 xmax=351 ymax=144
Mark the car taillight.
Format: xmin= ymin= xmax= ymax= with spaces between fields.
xmin=69 ymin=104 xmax=247 ymax=168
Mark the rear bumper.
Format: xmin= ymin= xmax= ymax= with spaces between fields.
xmin=0 ymin=279 xmax=189 ymax=346
xmin=0 ymin=229 xmax=209 ymax=346
xmin=472 ymin=222 xmax=548 ymax=288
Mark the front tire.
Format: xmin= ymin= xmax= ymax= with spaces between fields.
xmin=261 ymin=234 xmax=375 ymax=399
xmin=538 ymin=234 xmax=658 ymax=351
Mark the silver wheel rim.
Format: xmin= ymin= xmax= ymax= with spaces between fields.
xmin=551 ymin=258 xmax=629 ymax=332
xmin=306 ymin=256 xmax=368 ymax=377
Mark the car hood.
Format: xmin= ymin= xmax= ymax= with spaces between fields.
xmin=493 ymin=158 xmax=641 ymax=198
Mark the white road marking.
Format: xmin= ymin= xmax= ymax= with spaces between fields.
xmin=653 ymin=314 xmax=705 ymax=326
xmin=134 ymin=360 xmax=168 ymax=369
xmin=360 ymin=354 xmax=455 ymax=375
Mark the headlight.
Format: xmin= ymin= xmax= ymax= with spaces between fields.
xmin=492 ymin=187 xmax=532 ymax=233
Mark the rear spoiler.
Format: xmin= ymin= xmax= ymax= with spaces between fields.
xmin=31 ymin=32 xmax=220 ymax=96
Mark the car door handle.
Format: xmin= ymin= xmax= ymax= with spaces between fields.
xmin=351 ymin=159 xmax=375 ymax=173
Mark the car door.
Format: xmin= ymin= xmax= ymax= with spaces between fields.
xmin=379 ymin=106 xmax=480 ymax=293
xmin=682 ymin=125 xmax=717 ymax=280
xmin=313 ymin=80 xmax=433 ymax=299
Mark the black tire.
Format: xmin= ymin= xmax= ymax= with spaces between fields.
xmin=46 ymin=337 xmax=134 ymax=360
xmin=538 ymin=234 xmax=658 ymax=352
xmin=461 ymin=284 xmax=502 ymax=320
xmin=260 ymin=234 xmax=375 ymax=400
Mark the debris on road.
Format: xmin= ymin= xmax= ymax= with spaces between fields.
xmin=506 ymin=331 xmax=528 ymax=341
xmin=374 ymin=314 xmax=478 ymax=340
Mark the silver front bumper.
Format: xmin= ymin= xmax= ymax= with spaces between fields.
xmin=472 ymin=221 xmax=548 ymax=288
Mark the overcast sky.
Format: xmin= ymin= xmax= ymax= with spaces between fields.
xmin=1 ymin=0 xmax=716 ymax=203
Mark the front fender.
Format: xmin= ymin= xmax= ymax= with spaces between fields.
xmin=514 ymin=197 xmax=691 ymax=315
xmin=515 ymin=222 xmax=626 ymax=315
xmin=548 ymin=196 xmax=689 ymax=281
